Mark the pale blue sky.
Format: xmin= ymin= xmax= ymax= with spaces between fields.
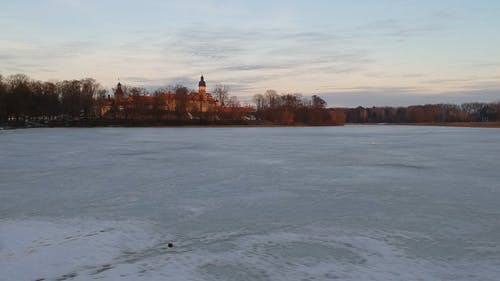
xmin=1 ymin=0 xmax=499 ymax=106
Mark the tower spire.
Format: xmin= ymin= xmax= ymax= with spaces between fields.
xmin=115 ymin=79 xmax=124 ymax=99
xmin=198 ymin=74 xmax=206 ymax=94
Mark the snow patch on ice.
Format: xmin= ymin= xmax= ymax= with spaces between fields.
xmin=0 ymin=219 xmax=170 ymax=281
xmin=2 ymin=219 xmax=500 ymax=281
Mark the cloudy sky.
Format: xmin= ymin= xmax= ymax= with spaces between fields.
xmin=1 ymin=0 xmax=499 ymax=106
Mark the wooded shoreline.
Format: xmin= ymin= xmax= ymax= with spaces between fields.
xmin=347 ymin=122 xmax=500 ymax=128
xmin=3 ymin=120 xmax=500 ymax=130
xmin=2 ymin=74 xmax=499 ymax=129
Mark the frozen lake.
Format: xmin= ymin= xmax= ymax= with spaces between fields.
xmin=1 ymin=126 xmax=500 ymax=281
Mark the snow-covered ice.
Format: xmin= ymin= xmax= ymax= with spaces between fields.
xmin=1 ymin=126 xmax=500 ymax=280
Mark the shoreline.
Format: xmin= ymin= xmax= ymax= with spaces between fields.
xmin=346 ymin=122 xmax=500 ymax=128
xmin=0 ymin=120 xmax=342 ymax=130
xmin=3 ymin=122 xmax=500 ymax=130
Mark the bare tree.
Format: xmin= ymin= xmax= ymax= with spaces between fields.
xmin=7 ymin=74 xmax=32 ymax=121
xmin=264 ymin=90 xmax=279 ymax=109
xmin=253 ymin=94 xmax=265 ymax=111
xmin=175 ymin=86 xmax=189 ymax=120
xmin=227 ymin=96 xmax=240 ymax=108
xmin=312 ymin=95 xmax=327 ymax=109
xmin=152 ymin=90 xmax=166 ymax=121
xmin=59 ymin=80 xmax=83 ymax=118
xmin=129 ymin=87 xmax=148 ymax=119
xmin=80 ymin=78 xmax=102 ymax=118
xmin=213 ymin=84 xmax=230 ymax=106
xmin=0 ymin=75 xmax=7 ymax=122
xmin=281 ymin=93 xmax=303 ymax=110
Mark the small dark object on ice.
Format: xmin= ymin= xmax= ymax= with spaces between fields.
xmin=167 ymin=242 xmax=173 ymax=248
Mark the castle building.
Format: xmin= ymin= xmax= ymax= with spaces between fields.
xmin=97 ymin=75 xmax=218 ymax=118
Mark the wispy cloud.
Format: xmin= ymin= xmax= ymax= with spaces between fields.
xmin=0 ymin=39 xmax=95 ymax=73
xmin=434 ymin=10 xmax=461 ymax=21
xmin=422 ymin=77 xmax=479 ymax=84
xmin=469 ymin=62 xmax=500 ymax=69
xmin=53 ymin=0 xmax=81 ymax=7
xmin=352 ymin=18 xmax=444 ymax=41
xmin=365 ymin=72 xmax=425 ymax=79
xmin=221 ymin=64 xmax=289 ymax=72
xmin=319 ymin=88 xmax=500 ymax=107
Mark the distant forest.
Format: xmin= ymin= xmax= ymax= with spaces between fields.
xmin=342 ymin=102 xmax=500 ymax=124
xmin=1 ymin=73 xmax=499 ymax=128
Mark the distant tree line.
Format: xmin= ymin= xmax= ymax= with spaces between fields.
xmin=342 ymin=103 xmax=500 ymax=123
xmin=0 ymin=74 xmax=105 ymax=124
xmin=253 ymin=90 xmax=345 ymax=125
xmin=1 ymin=73 xmax=499 ymax=127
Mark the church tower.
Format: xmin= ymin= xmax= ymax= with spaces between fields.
xmin=198 ymin=75 xmax=206 ymax=94
xmin=115 ymin=82 xmax=124 ymax=100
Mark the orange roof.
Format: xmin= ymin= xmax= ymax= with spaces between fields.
xmin=219 ymin=106 xmax=254 ymax=113
xmin=123 ymin=92 xmax=217 ymax=103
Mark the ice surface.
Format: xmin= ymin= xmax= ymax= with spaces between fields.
xmin=1 ymin=126 xmax=500 ymax=280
